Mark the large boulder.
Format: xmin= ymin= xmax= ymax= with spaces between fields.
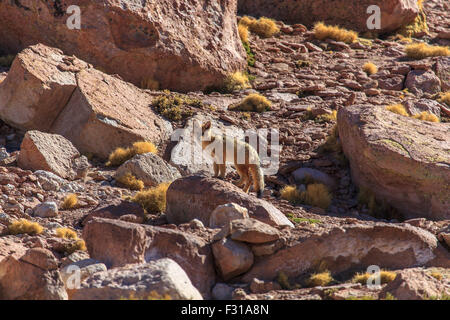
xmin=0 ymin=0 xmax=246 ymax=92
xmin=434 ymin=57 xmax=450 ymax=91
xmin=242 ymin=223 xmax=449 ymax=283
xmin=70 ymin=258 xmax=203 ymax=300
xmin=115 ymin=153 xmax=181 ymax=187
xmin=18 ymin=130 xmax=83 ymax=180
xmin=0 ymin=44 xmax=172 ymax=159
xmin=405 ymin=70 xmax=441 ymax=97
xmin=82 ymin=218 xmax=215 ymax=298
xmin=166 ymin=175 xmax=294 ymax=228
xmin=0 ymin=245 xmax=68 ymax=300
xmin=337 ymin=105 xmax=449 ymax=220
xmin=238 ymin=0 xmax=420 ymax=34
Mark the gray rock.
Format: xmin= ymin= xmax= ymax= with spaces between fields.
xmin=33 ymin=201 xmax=58 ymax=218
xmin=209 ymin=203 xmax=249 ymax=229
xmin=292 ymin=167 xmax=337 ymax=190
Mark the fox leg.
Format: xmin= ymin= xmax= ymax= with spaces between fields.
xmin=218 ymin=164 xmax=226 ymax=179
xmin=234 ymin=164 xmax=248 ymax=187
xmin=242 ymin=170 xmax=252 ymax=193
xmin=213 ymin=162 xmax=219 ymax=177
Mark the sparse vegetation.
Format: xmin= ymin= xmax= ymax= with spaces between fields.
xmin=130 ymin=182 xmax=171 ymax=214
xmin=238 ymin=23 xmax=249 ymax=44
xmin=303 ymin=183 xmax=332 ymax=209
xmin=8 ymin=219 xmax=43 ymax=235
xmin=352 ymin=270 xmax=397 ymax=285
xmin=295 ymin=60 xmax=311 ymax=68
xmin=280 ymin=185 xmax=303 ymax=204
xmin=240 ymin=16 xmax=280 ymax=38
xmin=405 ymin=43 xmax=450 ymax=60
xmin=306 ymin=271 xmax=334 ymax=287
xmin=429 ymin=271 xmax=443 ymax=281
xmin=116 ymin=172 xmax=144 ymax=191
xmin=151 ymin=93 xmax=198 ymax=121
xmin=121 ymin=291 xmax=172 ymax=300
xmin=55 ymin=227 xmax=78 ymax=240
xmin=106 ymin=141 xmax=157 ymax=167
xmin=0 ymin=54 xmax=15 ymax=68
xmin=412 ymin=111 xmax=440 ymax=122
xmin=229 ymin=93 xmax=271 ymax=112
xmin=277 ymin=271 xmax=291 ymax=290
xmin=385 ymin=104 xmax=409 ymax=117
xmin=313 ymin=22 xmax=358 ymax=44
xmin=286 ymin=213 xmax=321 ymax=225
xmin=316 ymin=110 xmax=337 ymax=123
xmin=61 ymin=193 xmax=78 ymax=210
xmin=224 ymin=71 xmax=251 ymax=92
xmin=62 ymin=240 xmax=87 ymax=255
xmin=346 ymin=295 xmax=376 ymax=300
xmin=439 ymin=92 xmax=450 ymax=106
xmin=362 ymin=62 xmax=378 ymax=75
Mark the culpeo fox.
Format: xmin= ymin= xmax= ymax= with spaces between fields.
xmin=196 ymin=120 xmax=265 ymax=198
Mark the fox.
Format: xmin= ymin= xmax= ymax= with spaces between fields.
xmin=195 ymin=120 xmax=265 ymax=198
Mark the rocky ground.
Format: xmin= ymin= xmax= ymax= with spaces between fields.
xmin=0 ymin=0 xmax=449 ymax=300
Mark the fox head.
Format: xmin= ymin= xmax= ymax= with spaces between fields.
xmin=193 ymin=119 xmax=212 ymax=144
xmin=201 ymin=120 xmax=212 ymax=139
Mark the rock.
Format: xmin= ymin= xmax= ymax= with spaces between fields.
xmin=338 ymin=105 xmax=449 ymax=220
xmin=292 ymin=167 xmax=337 ymax=190
xmin=438 ymin=232 xmax=450 ymax=247
xmin=380 ymin=268 xmax=450 ymax=300
xmin=403 ymin=99 xmax=442 ymax=118
xmin=18 ymin=130 xmax=83 ymax=180
xmin=83 ymin=218 xmax=215 ymax=298
xmin=82 ymin=200 xmax=146 ymax=226
xmin=238 ymin=0 xmax=419 ymax=33
xmin=405 ymin=70 xmax=441 ymax=97
xmin=225 ymin=218 xmax=282 ymax=244
xmin=83 ymin=218 xmax=148 ymax=268
xmin=212 ymin=283 xmax=235 ymax=300
xmin=115 ymin=153 xmax=180 ymax=187
xmin=377 ymin=75 xmax=404 ymax=91
xmin=209 ymin=203 xmax=249 ymax=229
xmin=0 ymin=44 xmax=172 ymax=159
xmin=242 ymin=223 xmax=448 ymax=282
xmin=434 ymin=57 xmax=450 ymax=91
xmin=70 ymin=258 xmax=203 ymax=300
xmin=0 ymin=247 xmax=68 ymax=300
xmin=34 ymin=170 xmax=65 ymax=192
xmin=33 ymin=201 xmax=58 ymax=218
xmin=0 ymin=0 xmax=246 ymax=92
xmin=61 ymin=259 xmax=107 ymax=290
xmin=250 ymin=278 xmax=282 ymax=294
xmin=166 ymin=175 xmax=294 ymax=228
xmin=212 ymin=238 xmax=254 ymax=281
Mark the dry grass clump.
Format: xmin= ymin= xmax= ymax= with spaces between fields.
xmin=313 ymin=22 xmax=358 ymax=44
xmin=412 ymin=111 xmax=440 ymax=122
xmin=116 ymin=172 xmax=144 ymax=191
xmin=280 ymin=185 xmax=303 ymax=204
xmin=55 ymin=227 xmax=78 ymax=240
xmin=238 ymin=23 xmax=249 ymax=44
xmin=386 ymin=104 xmax=409 ymax=117
xmin=63 ymin=240 xmax=87 ymax=255
xmin=151 ymin=94 xmax=199 ymax=121
xmin=224 ymin=71 xmax=251 ymax=92
xmin=316 ymin=110 xmax=337 ymax=123
xmin=405 ymin=43 xmax=450 ymax=59
xmin=141 ymin=78 xmax=160 ymax=90
xmin=106 ymin=141 xmax=157 ymax=167
xmin=352 ymin=270 xmax=397 ymax=285
xmin=303 ymin=183 xmax=332 ymax=209
xmin=61 ymin=193 xmax=78 ymax=210
xmin=240 ymin=16 xmax=279 ymax=38
xmin=131 ymin=182 xmax=171 ymax=214
xmin=8 ymin=219 xmax=43 ymax=235
xmin=229 ymin=93 xmax=271 ymax=112
xmin=439 ymin=92 xmax=450 ymax=106
xmin=306 ymin=271 xmax=334 ymax=287
xmin=362 ymin=62 xmax=378 ymax=75
xmin=430 ymin=271 xmax=443 ymax=281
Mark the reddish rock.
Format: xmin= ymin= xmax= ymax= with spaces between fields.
xmin=0 ymin=0 xmax=246 ymax=92
xmin=212 ymin=238 xmax=254 ymax=281
xmin=238 ymin=0 xmax=419 ymax=34
xmin=166 ymin=175 xmax=294 ymax=228
xmin=82 ymin=200 xmax=146 ymax=226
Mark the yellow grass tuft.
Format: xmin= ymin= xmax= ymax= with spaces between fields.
xmin=61 ymin=193 xmax=78 ymax=210
xmin=240 ymin=16 xmax=279 ymax=38
xmin=386 ymin=104 xmax=409 ymax=117
xmin=106 ymin=141 xmax=157 ymax=167
xmin=412 ymin=111 xmax=440 ymax=122
xmin=362 ymin=62 xmax=378 ymax=75
xmin=224 ymin=71 xmax=251 ymax=92
xmin=430 ymin=272 xmax=443 ymax=281
xmin=131 ymin=182 xmax=171 ymax=214
xmin=229 ymin=93 xmax=271 ymax=112
xmin=306 ymin=271 xmax=334 ymax=287
xmin=405 ymin=43 xmax=450 ymax=59
xmin=280 ymin=185 xmax=303 ymax=204
xmin=438 ymin=92 xmax=450 ymax=106
xmin=352 ymin=270 xmax=397 ymax=285
xmin=313 ymin=22 xmax=358 ymax=44
xmin=304 ymin=183 xmax=332 ymax=209
xmin=8 ymin=219 xmax=43 ymax=235
xmin=238 ymin=23 xmax=249 ymax=44
xmin=55 ymin=227 xmax=78 ymax=240
xmin=116 ymin=172 xmax=145 ymax=191
xmin=63 ymin=240 xmax=87 ymax=254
